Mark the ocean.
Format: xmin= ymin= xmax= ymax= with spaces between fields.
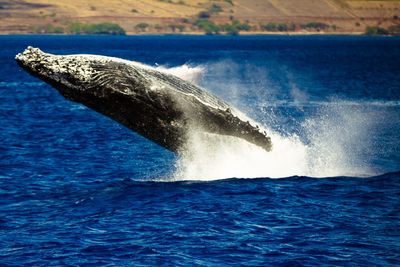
xmin=0 ymin=35 xmax=399 ymax=265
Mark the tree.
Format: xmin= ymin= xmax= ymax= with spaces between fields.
xmin=198 ymin=11 xmax=210 ymax=19
xmin=135 ymin=23 xmax=149 ymax=32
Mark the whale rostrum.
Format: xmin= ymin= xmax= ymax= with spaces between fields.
xmin=15 ymin=46 xmax=272 ymax=153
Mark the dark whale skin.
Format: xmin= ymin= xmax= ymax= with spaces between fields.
xmin=15 ymin=46 xmax=272 ymax=153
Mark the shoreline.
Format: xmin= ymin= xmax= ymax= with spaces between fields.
xmin=0 ymin=31 xmax=368 ymax=36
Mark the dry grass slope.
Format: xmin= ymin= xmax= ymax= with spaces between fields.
xmin=0 ymin=0 xmax=399 ymax=34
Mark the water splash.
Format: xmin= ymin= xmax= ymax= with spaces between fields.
xmin=156 ymin=64 xmax=204 ymax=86
xmin=174 ymin=131 xmax=307 ymax=180
xmin=157 ymin=62 xmax=379 ymax=180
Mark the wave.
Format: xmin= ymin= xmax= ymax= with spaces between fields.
xmin=259 ymin=99 xmax=400 ymax=108
xmin=0 ymin=81 xmax=45 ymax=88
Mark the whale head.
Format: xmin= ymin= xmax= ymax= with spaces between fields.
xmin=15 ymin=46 xmax=148 ymax=103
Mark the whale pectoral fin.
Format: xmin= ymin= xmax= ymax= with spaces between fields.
xmin=196 ymin=106 xmax=272 ymax=152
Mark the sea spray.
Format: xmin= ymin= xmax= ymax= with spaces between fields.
xmin=174 ymin=131 xmax=307 ymax=180
xmin=157 ymin=62 xmax=379 ymax=180
xmin=156 ymin=64 xmax=204 ymax=86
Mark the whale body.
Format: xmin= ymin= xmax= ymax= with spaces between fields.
xmin=15 ymin=46 xmax=272 ymax=153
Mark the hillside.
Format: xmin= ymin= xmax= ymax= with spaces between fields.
xmin=1 ymin=0 xmax=400 ymax=34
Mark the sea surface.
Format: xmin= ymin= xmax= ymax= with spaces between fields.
xmin=0 ymin=35 xmax=399 ymax=265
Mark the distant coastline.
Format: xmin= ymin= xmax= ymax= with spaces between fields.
xmin=0 ymin=31 xmax=389 ymax=36
xmin=1 ymin=0 xmax=399 ymax=36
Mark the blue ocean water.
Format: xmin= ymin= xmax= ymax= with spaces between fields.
xmin=0 ymin=35 xmax=399 ymax=265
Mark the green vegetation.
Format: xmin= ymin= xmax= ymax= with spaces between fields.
xmin=194 ymin=19 xmax=219 ymax=34
xmin=198 ymin=11 xmax=210 ymax=19
xmin=388 ymin=25 xmax=400 ymax=35
xmin=176 ymin=25 xmax=185 ymax=32
xmin=131 ymin=9 xmax=138 ymax=13
xmin=68 ymin=22 xmax=126 ymax=35
xmin=365 ymin=25 xmax=388 ymax=35
xmin=158 ymin=0 xmax=186 ymax=4
xmin=219 ymin=23 xmax=238 ymax=35
xmin=197 ymin=4 xmax=223 ymax=19
xmin=365 ymin=24 xmax=400 ymax=35
xmin=302 ymin=22 xmax=330 ymax=30
xmin=224 ymin=0 xmax=234 ymax=5
xmin=209 ymin=4 xmax=223 ymax=14
xmin=261 ymin=22 xmax=277 ymax=31
xmin=260 ymin=22 xmax=295 ymax=32
xmin=334 ymin=0 xmax=349 ymax=8
xmin=193 ymin=19 xmax=250 ymax=35
xmin=135 ymin=23 xmax=149 ymax=32
xmin=31 ymin=24 xmax=64 ymax=34
xmin=167 ymin=24 xmax=185 ymax=32
xmin=154 ymin=24 xmax=163 ymax=31
xmin=355 ymin=22 xmax=361 ymax=27
xmin=0 ymin=5 xmax=4 ymax=10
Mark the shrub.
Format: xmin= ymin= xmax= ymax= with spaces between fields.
xmin=131 ymin=9 xmax=138 ymax=13
xmin=220 ymin=23 xmax=238 ymax=35
xmin=355 ymin=22 xmax=360 ymax=27
xmin=50 ymin=26 xmax=64 ymax=33
xmin=154 ymin=24 xmax=163 ymax=31
xmin=68 ymin=22 xmax=126 ymax=35
xmin=135 ymin=23 xmax=149 ymax=31
xmin=218 ymin=21 xmax=250 ymax=35
xmin=198 ymin=11 xmax=210 ymax=18
xmin=388 ymin=25 xmax=400 ymax=35
xmin=167 ymin=24 xmax=184 ymax=32
xmin=303 ymin=22 xmax=329 ymax=29
xmin=194 ymin=19 xmax=219 ymax=34
xmin=261 ymin=22 xmax=277 ymax=31
xmin=260 ymin=22 xmax=288 ymax=32
xmin=365 ymin=26 xmax=388 ymax=36
xmin=277 ymin=23 xmax=288 ymax=31
xmin=176 ymin=25 xmax=185 ymax=32
xmin=224 ymin=0 xmax=234 ymax=5
xmin=209 ymin=4 xmax=222 ymax=14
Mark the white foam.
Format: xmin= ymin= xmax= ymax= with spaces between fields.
xmin=173 ymin=131 xmax=307 ymax=181
xmin=156 ymin=63 xmax=379 ymax=181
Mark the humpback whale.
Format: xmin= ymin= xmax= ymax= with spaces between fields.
xmin=15 ymin=46 xmax=272 ymax=153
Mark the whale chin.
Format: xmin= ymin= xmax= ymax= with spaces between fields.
xmin=15 ymin=46 xmax=272 ymax=154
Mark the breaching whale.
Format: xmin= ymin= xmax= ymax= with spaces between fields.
xmin=15 ymin=46 xmax=272 ymax=153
